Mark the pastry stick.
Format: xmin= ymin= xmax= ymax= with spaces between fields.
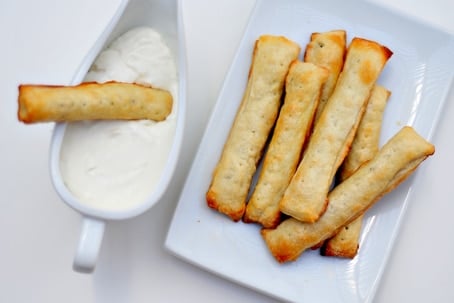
xmin=17 ymin=81 xmax=173 ymax=123
xmin=243 ymin=61 xmax=329 ymax=228
xmin=279 ymin=37 xmax=393 ymax=223
xmin=206 ymin=35 xmax=300 ymax=221
xmin=304 ymin=30 xmax=346 ymax=125
xmin=322 ymin=85 xmax=391 ymax=258
xmin=262 ymin=126 xmax=435 ymax=263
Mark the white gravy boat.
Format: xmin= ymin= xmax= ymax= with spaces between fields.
xmin=48 ymin=0 xmax=186 ymax=273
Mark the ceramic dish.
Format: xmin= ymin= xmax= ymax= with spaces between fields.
xmin=48 ymin=0 xmax=186 ymax=272
xmin=165 ymin=0 xmax=454 ymax=302
xmin=49 ymin=0 xmax=185 ymax=220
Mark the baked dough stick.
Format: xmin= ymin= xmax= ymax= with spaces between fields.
xmin=243 ymin=61 xmax=329 ymax=228
xmin=322 ymin=85 xmax=391 ymax=258
xmin=17 ymin=81 xmax=173 ymax=123
xmin=279 ymin=37 xmax=393 ymax=223
xmin=206 ymin=35 xmax=300 ymax=221
xmin=303 ymin=30 xmax=346 ymax=125
xmin=262 ymin=126 xmax=435 ymax=263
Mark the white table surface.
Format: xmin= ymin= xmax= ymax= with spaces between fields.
xmin=1 ymin=0 xmax=453 ymax=302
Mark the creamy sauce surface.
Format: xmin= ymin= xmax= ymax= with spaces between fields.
xmin=60 ymin=27 xmax=177 ymax=211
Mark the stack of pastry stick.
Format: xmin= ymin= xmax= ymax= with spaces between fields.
xmin=321 ymin=85 xmax=390 ymax=257
xmin=206 ymin=31 xmax=435 ymax=263
xmin=206 ymin=35 xmax=301 ymax=222
xmin=243 ymin=60 xmax=329 ymax=228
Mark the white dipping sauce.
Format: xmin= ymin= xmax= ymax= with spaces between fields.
xmin=60 ymin=27 xmax=178 ymax=211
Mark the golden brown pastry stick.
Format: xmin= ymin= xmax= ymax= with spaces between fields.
xmin=206 ymin=35 xmax=300 ymax=221
xmin=17 ymin=81 xmax=173 ymax=123
xmin=322 ymin=85 xmax=391 ymax=258
xmin=262 ymin=126 xmax=435 ymax=263
xmin=304 ymin=30 xmax=346 ymax=125
xmin=243 ymin=61 xmax=329 ymax=228
xmin=279 ymin=37 xmax=393 ymax=223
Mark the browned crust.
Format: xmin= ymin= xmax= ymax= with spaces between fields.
xmin=207 ymin=191 xmax=245 ymax=222
xmin=322 ymin=243 xmax=359 ymax=258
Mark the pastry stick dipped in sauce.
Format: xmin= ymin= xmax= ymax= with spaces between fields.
xmin=18 ymin=81 xmax=173 ymax=123
xmin=58 ymin=27 xmax=179 ymax=211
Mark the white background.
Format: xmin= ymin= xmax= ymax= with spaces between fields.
xmin=1 ymin=0 xmax=453 ymax=302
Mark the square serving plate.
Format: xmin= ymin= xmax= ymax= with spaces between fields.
xmin=165 ymin=0 xmax=454 ymax=302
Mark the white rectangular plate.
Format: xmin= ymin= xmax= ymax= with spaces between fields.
xmin=165 ymin=0 xmax=454 ymax=302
